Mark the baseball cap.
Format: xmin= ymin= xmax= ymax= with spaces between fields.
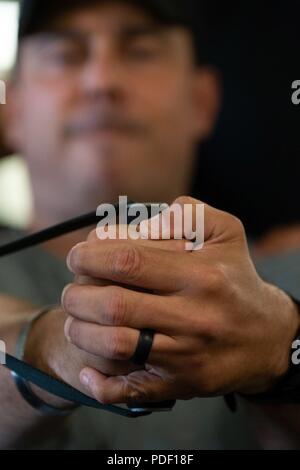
xmin=18 ymin=0 xmax=204 ymax=62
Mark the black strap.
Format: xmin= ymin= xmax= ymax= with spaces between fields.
xmin=0 ymin=203 xmax=160 ymax=257
xmin=4 ymin=353 xmax=150 ymax=418
xmin=0 ymin=203 xmax=175 ymax=417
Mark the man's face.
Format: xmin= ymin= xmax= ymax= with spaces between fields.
xmin=9 ymin=2 xmax=218 ymax=216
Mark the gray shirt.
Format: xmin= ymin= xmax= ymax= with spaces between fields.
xmin=4 ymin=228 xmax=299 ymax=449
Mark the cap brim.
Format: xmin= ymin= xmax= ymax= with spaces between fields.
xmin=19 ymin=0 xmax=189 ymax=39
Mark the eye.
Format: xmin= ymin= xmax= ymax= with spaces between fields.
xmin=126 ymin=39 xmax=161 ymax=61
xmin=43 ymin=42 xmax=86 ymax=67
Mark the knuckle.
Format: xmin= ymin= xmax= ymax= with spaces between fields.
xmin=204 ymin=265 xmax=228 ymax=294
xmin=108 ymin=330 xmax=129 ymax=360
xmin=230 ymin=215 xmax=246 ymax=237
xmin=128 ymin=387 xmax=148 ymax=403
xmin=200 ymin=317 xmax=228 ymax=344
xmin=105 ymin=287 xmax=127 ymax=326
xmin=110 ymin=246 xmax=142 ymax=281
xmin=174 ymin=195 xmax=196 ymax=206
xmin=125 ymin=381 xmax=148 ymax=403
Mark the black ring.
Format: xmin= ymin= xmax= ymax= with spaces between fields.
xmin=131 ymin=329 xmax=154 ymax=366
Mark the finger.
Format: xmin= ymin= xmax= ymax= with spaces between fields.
xmin=72 ymin=235 xmax=187 ymax=292
xmin=79 ymin=368 xmax=173 ymax=405
xmin=62 ymin=284 xmax=187 ymax=334
xmin=67 ymin=241 xmax=193 ymax=292
xmin=139 ymin=196 xmax=243 ymax=245
xmin=64 ymin=317 xmax=177 ymax=365
xmin=87 ymin=227 xmax=187 ymax=252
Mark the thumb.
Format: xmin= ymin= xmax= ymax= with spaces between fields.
xmin=79 ymin=367 xmax=173 ymax=405
xmin=140 ymin=196 xmax=245 ymax=247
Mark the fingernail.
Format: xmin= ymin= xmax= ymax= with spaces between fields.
xmin=80 ymin=371 xmax=91 ymax=388
xmin=64 ymin=316 xmax=73 ymax=343
xmin=66 ymin=242 xmax=85 ymax=273
xmin=66 ymin=247 xmax=75 ymax=272
xmin=61 ymin=283 xmax=72 ymax=309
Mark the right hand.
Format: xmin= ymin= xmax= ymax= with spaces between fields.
xmin=24 ymin=306 xmax=138 ymax=403
xmin=24 ymin=228 xmax=186 ymax=405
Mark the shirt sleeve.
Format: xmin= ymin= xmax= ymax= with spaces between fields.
xmin=253 ymin=249 xmax=300 ymax=303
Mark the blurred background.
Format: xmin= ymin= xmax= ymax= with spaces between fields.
xmin=0 ymin=1 xmax=299 ymax=235
xmin=192 ymin=3 xmax=300 ymax=238
xmin=0 ymin=0 xmax=32 ymax=227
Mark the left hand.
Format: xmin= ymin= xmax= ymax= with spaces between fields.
xmin=62 ymin=197 xmax=300 ymax=405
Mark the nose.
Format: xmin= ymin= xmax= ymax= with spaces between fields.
xmin=79 ymin=40 xmax=125 ymax=101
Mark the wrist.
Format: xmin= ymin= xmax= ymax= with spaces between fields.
xmin=239 ymin=286 xmax=300 ymax=403
xmin=265 ymin=283 xmax=300 ymax=386
xmin=23 ymin=307 xmax=76 ymax=408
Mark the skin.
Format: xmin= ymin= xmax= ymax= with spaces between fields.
xmin=0 ymin=2 xmax=219 ymax=447
xmin=7 ymin=3 xmax=218 ymax=226
xmin=0 ymin=1 xmax=299 ymax=449
xmin=62 ymin=198 xmax=300 ymax=403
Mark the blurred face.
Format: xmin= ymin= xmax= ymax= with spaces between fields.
xmin=9 ymin=2 xmax=219 ymax=219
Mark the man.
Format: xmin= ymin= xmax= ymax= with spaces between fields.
xmin=0 ymin=0 xmax=299 ymax=449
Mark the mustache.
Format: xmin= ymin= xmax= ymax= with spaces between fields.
xmin=64 ymin=110 xmax=147 ymax=137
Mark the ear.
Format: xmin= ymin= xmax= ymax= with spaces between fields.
xmin=191 ymin=66 xmax=222 ymax=140
xmin=3 ymin=79 xmax=24 ymax=153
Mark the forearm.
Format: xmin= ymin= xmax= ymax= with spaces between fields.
xmin=0 ymin=296 xmax=71 ymax=449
